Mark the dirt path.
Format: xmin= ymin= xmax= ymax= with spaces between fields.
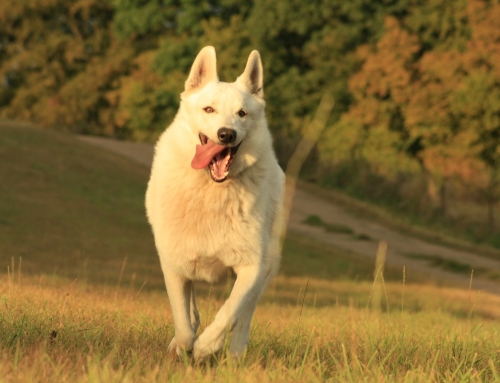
xmin=78 ymin=135 xmax=500 ymax=295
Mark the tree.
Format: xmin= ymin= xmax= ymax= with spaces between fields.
xmin=0 ymin=0 xmax=124 ymax=134
xmin=450 ymin=0 xmax=500 ymax=230
xmin=320 ymin=17 xmax=421 ymax=179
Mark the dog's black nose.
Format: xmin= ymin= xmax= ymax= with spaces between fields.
xmin=217 ymin=128 xmax=237 ymax=144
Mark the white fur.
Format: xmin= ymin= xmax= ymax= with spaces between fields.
xmin=145 ymin=46 xmax=284 ymax=360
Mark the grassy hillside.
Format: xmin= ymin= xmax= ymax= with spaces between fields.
xmin=2 ymin=123 xmax=500 ymax=381
xmin=0 ymin=122 xmax=426 ymax=290
xmin=0 ymin=122 xmax=163 ymax=288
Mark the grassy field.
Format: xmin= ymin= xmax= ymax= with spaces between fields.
xmin=2 ymin=275 xmax=500 ymax=382
xmin=1 ymin=123 xmax=500 ymax=382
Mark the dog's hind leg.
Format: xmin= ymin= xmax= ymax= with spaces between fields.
xmin=193 ymin=263 xmax=264 ymax=360
xmin=190 ymin=283 xmax=200 ymax=334
xmin=164 ymin=272 xmax=196 ymax=356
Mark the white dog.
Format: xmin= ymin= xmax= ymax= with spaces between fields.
xmin=145 ymin=46 xmax=284 ymax=360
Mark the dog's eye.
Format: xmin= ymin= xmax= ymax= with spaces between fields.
xmin=237 ymin=109 xmax=247 ymax=118
xmin=203 ymin=106 xmax=215 ymax=113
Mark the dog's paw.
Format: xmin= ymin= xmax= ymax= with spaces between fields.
xmin=167 ymin=337 xmax=180 ymax=358
xmin=167 ymin=336 xmax=194 ymax=359
xmin=193 ymin=334 xmax=225 ymax=361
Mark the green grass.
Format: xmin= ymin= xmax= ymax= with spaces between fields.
xmin=353 ymin=233 xmax=372 ymax=241
xmin=302 ymin=214 xmax=376 ymax=242
xmin=404 ymin=254 xmax=475 ymax=274
xmin=2 ymin=123 xmax=500 ymax=382
xmin=0 ymin=122 xmax=164 ymax=289
xmin=403 ymin=253 xmax=500 ymax=281
xmin=302 ymin=214 xmax=354 ymax=235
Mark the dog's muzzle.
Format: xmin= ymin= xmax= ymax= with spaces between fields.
xmin=191 ymin=133 xmax=241 ymax=182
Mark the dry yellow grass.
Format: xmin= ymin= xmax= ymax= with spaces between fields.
xmin=1 ymin=274 xmax=499 ymax=382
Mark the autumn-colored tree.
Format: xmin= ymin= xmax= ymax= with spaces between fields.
xmin=323 ymin=0 xmax=500 ymax=229
xmin=0 ymin=0 xmax=416 ymax=144
xmin=320 ymin=17 xmax=421 ymax=179
xmin=3 ymin=0 xmax=500 ymax=236
xmin=450 ymin=0 xmax=500 ymax=230
xmin=407 ymin=0 xmax=500 ymax=224
xmin=0 ymin=0 xmax=125 ymax=134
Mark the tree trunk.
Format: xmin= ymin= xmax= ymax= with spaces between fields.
xmin=488 ymin=197 xmax=495 ymax=233
xmin=426 ymin=175 xmax=447 ymax=216
xmin=486 ymin=169 xmax=499 ymax=234
xmin=427 ymin=176 xmax=439 ymax=207
xmin=439 ymin=181 xmax=447 ymax=217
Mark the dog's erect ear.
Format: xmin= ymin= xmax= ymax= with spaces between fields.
xmin=237 ymin=50 xmax=264 ymax=98
xmin=185 ymin=46 xmax=218 ymax=92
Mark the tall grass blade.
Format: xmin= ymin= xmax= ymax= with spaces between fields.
xmin=372 ymin=241 xmax=387 ymax=312
xmin=115 ymin=257 xmax=127 ymax=300
xmin=298 ymin=328 xmax=314 ymax=378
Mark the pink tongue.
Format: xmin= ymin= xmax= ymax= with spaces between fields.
xmin=191 ymin=140 xmax=227 ymax=169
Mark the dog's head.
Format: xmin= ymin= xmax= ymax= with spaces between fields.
xmin=180 ymin=46 xmax=266 ymax=183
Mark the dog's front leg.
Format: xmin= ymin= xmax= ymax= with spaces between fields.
xmin=228 ymin=297 xmax=259 ymax=357
xmin=164 ymin=271 xmax=196 ymax=356
xmin=193 ymin=263 xmax=264 ymax=360
xmin=229 ymin=260 xmax=278 ymax=357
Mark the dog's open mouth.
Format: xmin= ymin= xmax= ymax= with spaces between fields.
xmin=191 ymin=133 xmax=241 ymax=182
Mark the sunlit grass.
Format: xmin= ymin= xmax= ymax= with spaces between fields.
xmin=1 ymin=275 xmax=499 ymax=382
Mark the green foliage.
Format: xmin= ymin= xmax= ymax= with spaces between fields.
xmin=302 ymin=214 xmax=324 ymax=227
xmin=111 ymin=0 xmax=177 ymax=38
xmin=0 ymin=0 xmax=414 ymax=142
xmin=3 ymin=0 xmax=500 ymax=238
xmin=316 ymin=0 xmax=500 ymax=239
xmin=405 ymin=0 xmax=470 ymax=50
xmin=153 ymin=37 xmax=200 ymax=75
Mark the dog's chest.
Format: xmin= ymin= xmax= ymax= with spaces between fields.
xmin=165 ymin=177 xmax=262 ymax=261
